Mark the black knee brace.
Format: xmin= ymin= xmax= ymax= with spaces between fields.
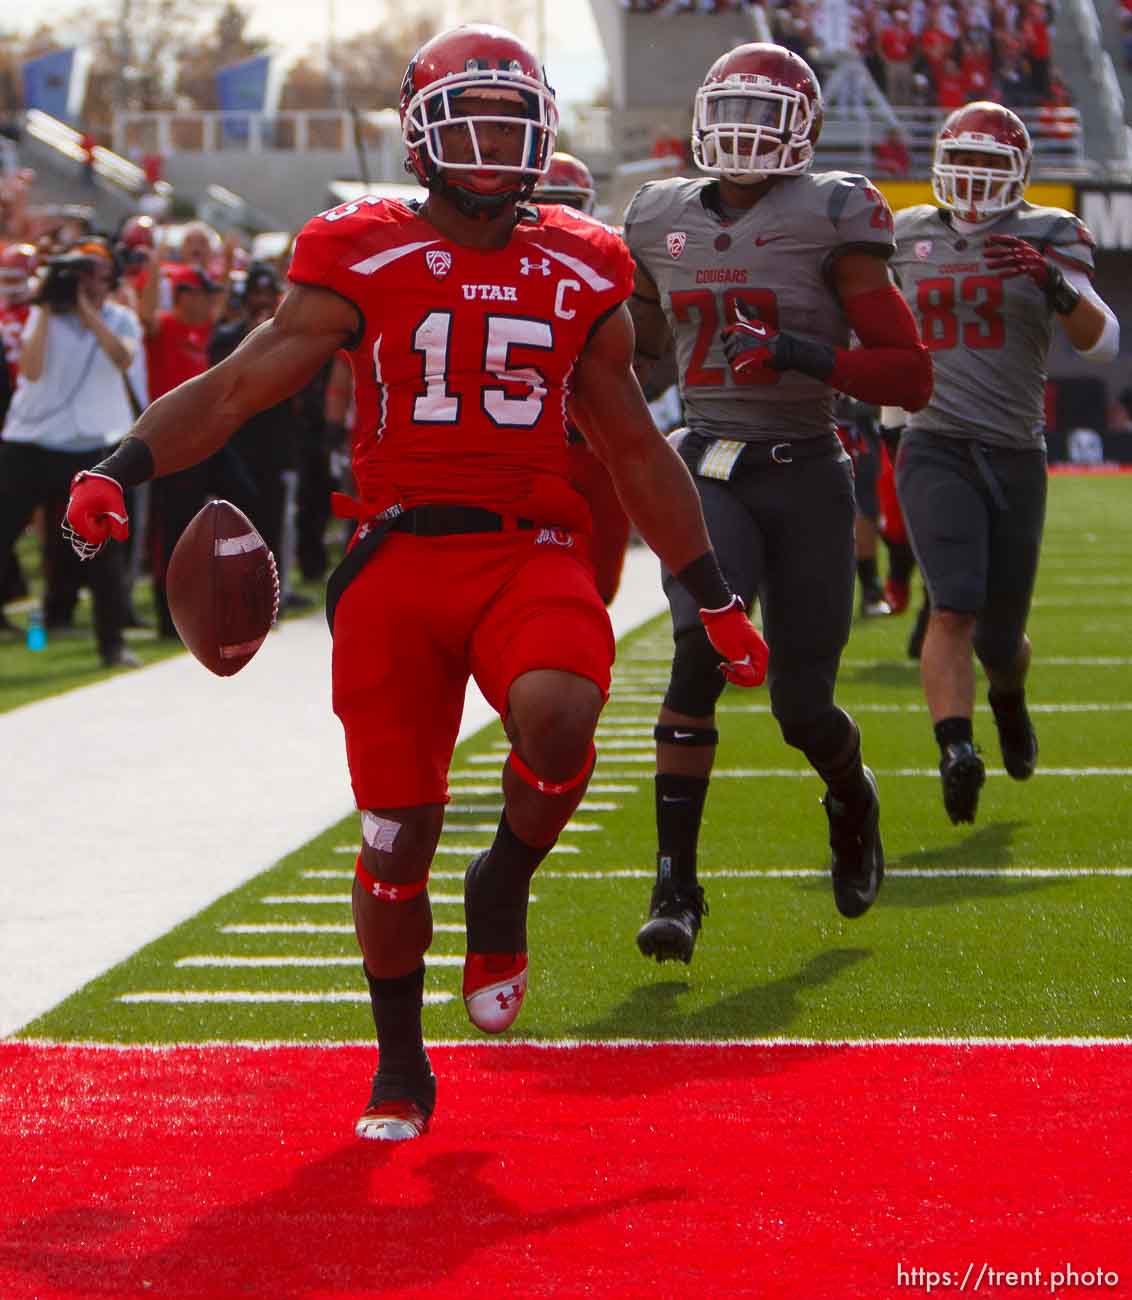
xmin=663 ymin=627 xmax=727 ymax=717
xmin=654 ymin=724 xmax=719 ymax=747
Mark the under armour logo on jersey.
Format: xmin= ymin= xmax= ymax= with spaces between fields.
xmin=520 ymin=256 xmax=551 ymax=276
xmin=667 ymin=232 xmax=687 ymax=259
xmin=426 ymin=249 xmax=452 ymax=278
xmin=536 ymin=527 xmax=573 ymax=549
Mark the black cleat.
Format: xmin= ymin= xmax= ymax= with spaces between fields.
xmin=636 ymin=867 xmax=707 ymax=964
xmin=989 ymin=694 xmax=1038 ymax=781
xmin=823 ymin=766 xmax=884 ymax=919
xmin=907 ymin=602 xmax=930 ymax=660
xmin=940 ymin=741 xmax=986 ymax=824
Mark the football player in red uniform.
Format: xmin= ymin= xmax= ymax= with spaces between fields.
xmin=530 ymin=151 xmax=632 ymax=604
xmin=63 ymin=24 xmax=768 ymax=1142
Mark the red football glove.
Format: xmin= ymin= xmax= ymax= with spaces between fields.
xmin=64 ymin=471 xmax=130 ymax=560
xmin=983 ymin=234 xmax=1080 ymax=314
xmin=699 ymin=595 xmax=769 ymax=688
xmin=721 ymin=313 xmax=781 ymax=384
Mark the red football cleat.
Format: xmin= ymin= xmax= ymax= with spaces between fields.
xmin=355 ymin=1097 xmax=431 ymax=1142
xmin=463 ymin=952 xmax=529 ymax=1033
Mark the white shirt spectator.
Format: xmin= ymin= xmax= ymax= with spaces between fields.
xmin=3 ymin=302 xmax=141 ymax=451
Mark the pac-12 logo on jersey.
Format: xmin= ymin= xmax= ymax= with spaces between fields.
xmin=915 ymin=240 xmax=933 ymax=260
xmin=667 ymin=232 xmax=687 ymax=259
xmin=426 ymin=249 xmax=452 ymax=279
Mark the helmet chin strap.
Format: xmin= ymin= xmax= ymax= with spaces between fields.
xmin=441 ymin=178 xmax=521 ymax=220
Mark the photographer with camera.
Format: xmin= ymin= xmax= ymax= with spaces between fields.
xmin=0 ymin=240 xmax=141 ymax=667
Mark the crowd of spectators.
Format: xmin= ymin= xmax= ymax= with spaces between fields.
xmin=621 ymin=0 xmax=1067 ymax=115
xmin=0 ymin=166 xmax=350 ymax=664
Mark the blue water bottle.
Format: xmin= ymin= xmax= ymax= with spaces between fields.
xmin=26 ymin=609 xmax=47 ymax=652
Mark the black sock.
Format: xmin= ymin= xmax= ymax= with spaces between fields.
xmin=934 ymin=716 xmax=973 ymax=754
xmin=464 ymin=813 xmax=550 ymax=953
xmin=857 ymin=556 xmax=879 ymax=591
xmin=885 ymin=541 xmax=915 ymax=585
xmin=804 ymin=711 xmax=871 ymax=809
xmin=363 ymin=963 xmax=429 ymax=1084
xmin=988 ymin=687 xmax=1027 ymax=720
xmin=655 ymin=773 xmax=710 ymax=890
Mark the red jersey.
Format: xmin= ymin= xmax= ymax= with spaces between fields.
xmin=0 ymin=302 xmax=30 ymax=385
xmin=288 ymin=198 xmax=633 ymax=523
xmin=146 ymin=310 xmax=211 ymax=399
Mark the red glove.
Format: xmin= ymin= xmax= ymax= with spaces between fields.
xmin=699 ymin=595 xmax=769 ymax=688
xmin=64 ymin=471 xmax=130 ymax=559
xmin=983 ymin=234 xmax=1080 ymax=314
xmin=721 ymin=314 xmax=781 ymax=384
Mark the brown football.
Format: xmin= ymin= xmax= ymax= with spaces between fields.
xmin=166 ymin=500 xmax=279 ymax=676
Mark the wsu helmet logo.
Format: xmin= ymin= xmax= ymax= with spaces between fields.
xmin=426 ymin=249 xmax=452 ymax=279
xmin=666 ymin=231 xmax=687 ymax=259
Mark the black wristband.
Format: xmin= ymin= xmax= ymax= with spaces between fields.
xmin=94 ymin=436 xmax=155 ymax=488
xmin=675 ymin=551 xmax=733 ymax=610
xmin=1045 ymin=264 xmax=1080 ymax=317
xmin=774 ymin=332 xmax=836 ymax=380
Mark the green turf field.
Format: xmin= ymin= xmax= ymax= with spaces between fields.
xmin=18 ymin=474 xmax=1132 ymax=1045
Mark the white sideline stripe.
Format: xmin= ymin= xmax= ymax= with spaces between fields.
xmin=176 ymin=955 xmax=464 ymax=968
xmin=117 ymin=991 xmax=455 ymax=1005
xmin=260 ymin=893 xmax=537 ymax=905
xmin=17 ymin=1036 xmax=1132 ymax=1050
xmin=220 ymin=923 xmax=466 ymax=934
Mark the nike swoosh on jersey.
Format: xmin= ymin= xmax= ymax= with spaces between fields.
xmin=754 ymin=235 xmax=786 ymax=247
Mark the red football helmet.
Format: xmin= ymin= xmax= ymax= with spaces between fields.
xmin=932 ymin=101 xmax=1032 ymax=222
xmin=399 ymin=24 xmax=558 ymax=213
xmin=692 ymin=43 xmax=823 ymax=182
xmin=532 ymin=151 xmax=596 ymax=214
xmin=0 ymin=242 xmax=38 ymax=305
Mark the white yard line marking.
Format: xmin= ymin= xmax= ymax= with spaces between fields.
xmin=620 ymin=653 xmax=1132 ymax=668
xmin=716 ymin=702 xmax=1132 ymax=714
xmin=597 ymin=766 xmax=1132 ymax=779
xmin=530 ymin=867 xmax=1132 ymax=880
xmin=117 ymin=991 xmax=454 ymax=1005
xmin=220 ymin=923 xmax=466 ymax=934
xmin=176 ymin=955 xmax=464 ymax=968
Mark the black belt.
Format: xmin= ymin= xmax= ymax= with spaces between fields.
xmin=390 ymin=505 xmax=537 ymax=536
xmin=680 ymin=430 xmax=843 ymax=472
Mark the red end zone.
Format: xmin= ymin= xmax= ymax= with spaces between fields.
xmin=2 ymin=1041 xmax=1130 ymax=1299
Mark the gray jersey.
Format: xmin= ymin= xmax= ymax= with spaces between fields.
xmin=892 ymin=202 xmax=1096 ymax=448
xmin=624 ymin=172 xmax=895 ymax=442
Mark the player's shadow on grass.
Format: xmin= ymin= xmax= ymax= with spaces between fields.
xmin=578 ymin=946 xmax=871 ymax=1043
xmin=841 ymin=660 xmax=921 ymax=689
xmin=5 ymin=1144 xmax=683 ymax=1297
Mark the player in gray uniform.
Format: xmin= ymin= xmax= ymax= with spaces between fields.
xmin=892 ymin=102 xmax=1119 ymax=825
xmin=625 ymin=43 xmax=933 ymax=963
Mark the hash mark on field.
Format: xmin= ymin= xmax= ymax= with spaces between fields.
xmin=260 ymin=893 xmax=470 ymax=905
xmin=176 ymin=955 xmax=464 ymax=968
xmin=220 ymin=923 xmax=466 ymax=934
xmin=117 ymin=991 xmax=454 ymax=1005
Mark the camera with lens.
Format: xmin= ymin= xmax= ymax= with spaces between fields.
xmin=36 ymin=253 xmax=97 ymax=313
